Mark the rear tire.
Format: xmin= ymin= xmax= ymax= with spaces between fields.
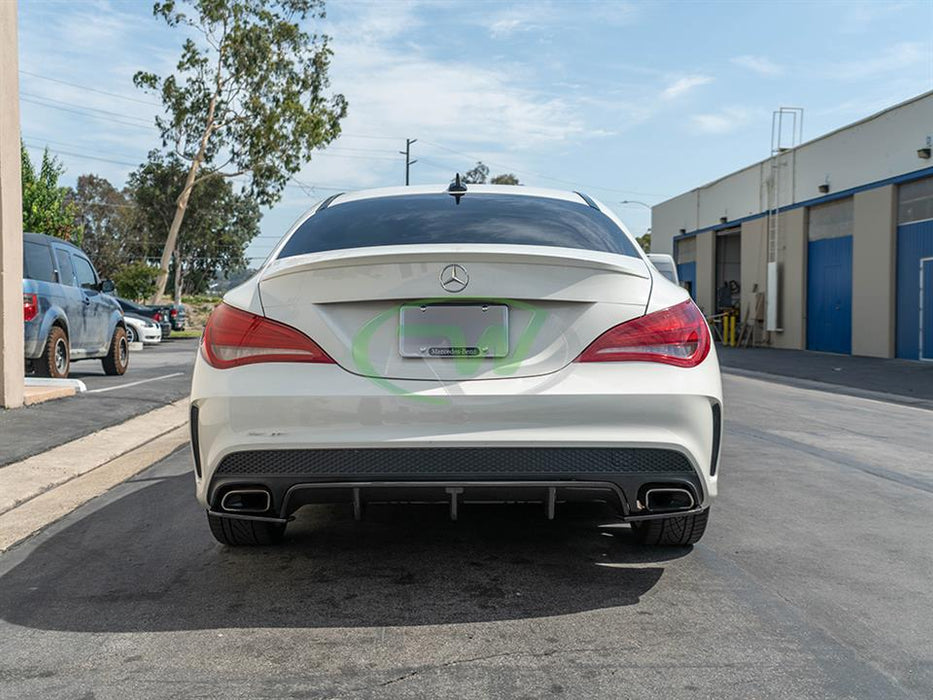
xmin=632 ymin=508 xmax=709 ymax=546
xmin=35 ymin=326 xmax=70 ymax=379
xmin=207 ymin=512 xmax=286 ymax=546
xmin=102 ymin=326 xmax=129 ymax=375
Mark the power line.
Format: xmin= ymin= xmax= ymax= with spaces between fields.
xmin=20 ymin=96 xmax=156 ymax=131
xmin=420 ymin=139 xmax=667 ymax=198
xmin=19 ymin=69 xmax=162 ymax=107
xmin=23 ymin=143 xmax=142 ymax=168
xmin=20 ymin=91 xmax=155 ymax=126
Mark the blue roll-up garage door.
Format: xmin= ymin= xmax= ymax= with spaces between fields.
xmin=896 ymin=220 xmax=933 ymax=360
xmin=807 ymin=235 xmax=853 ymax=354
xmin=895 ymin=177 xmax=933 ymax=360
xmin=807 ymin=199 xmax=854 ymax=354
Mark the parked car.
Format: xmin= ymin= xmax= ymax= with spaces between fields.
xmin=124 ymin=314 xmax=162 ymax=345
xmin=23 ymin=232 xmax=128 ymax=378
xmin=151 ymin=302 xmax=186 ymax=331
xmin=647 ymin=253 xmax=679 ymax=284
xmin=167 ymin=303 xmax=186 ymax=331
xmin=115 ymin=298 xmax=171 ymax=339
xmin=191 ymin=184 xmax=722 ymax=547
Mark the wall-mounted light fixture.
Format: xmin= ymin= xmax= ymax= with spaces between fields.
xmin=818 ymin=183 xmax=830 ymax=193
xmin=918 ymin=147 xmax=932 ymax=159
xmin=719 ymin=216 xmax=728 ymax=224
xmin=678 ymin=228 xmax=686 ymax=235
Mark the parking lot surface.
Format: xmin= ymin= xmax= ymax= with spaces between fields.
xmin=0 ymin=372 xmax=930 ymax=698
xmin=0 ymin=339 xmax=197 ymax=467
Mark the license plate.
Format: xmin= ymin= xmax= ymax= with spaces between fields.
xmin=399 ymin=304 xmax=509 ymax=358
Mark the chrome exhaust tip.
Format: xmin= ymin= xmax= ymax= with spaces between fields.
xmin=644 ymin=487 xmax=695 ymax=513
xmin=220 ymin=489 xmax=272 ymax=514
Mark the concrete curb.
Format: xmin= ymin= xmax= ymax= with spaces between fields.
xmin=24 ymin=376 xmax=88 ymax=392
xmin=0 ymin=399 xmax=189 ymax=551
xmin=22 ymin=376 xmax=87 ymax=405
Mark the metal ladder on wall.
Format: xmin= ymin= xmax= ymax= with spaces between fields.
xmin=766 ymin=107 xmax=804 ymax=333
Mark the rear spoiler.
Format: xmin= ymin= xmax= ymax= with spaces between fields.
xmin=261 ymin=244 xmax=650 ymax=282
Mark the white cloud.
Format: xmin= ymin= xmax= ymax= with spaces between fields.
xmin=691 ymin=108 xmax=751 ymax=134
xmin=838 ymin=1 xmax=913 ymax=34
xmin=731 ymin=55 xmax=784 ymax=76
xmin=827 ymin=42 xmax=929 ymax=81
xmin=480 ymin=1 xmax=640 ymax=38
xmin=489 ymin=17 xmax=524 ymax=38
xmin=661 ymin=75 xmax=713 ymax=100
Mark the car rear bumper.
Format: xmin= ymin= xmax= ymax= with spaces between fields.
xmin=190 ymin=351 xmax=723 ymax=518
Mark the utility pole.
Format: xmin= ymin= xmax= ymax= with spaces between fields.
xmin=400 ymin=138 xmax=417 ymax=186
xmin=0 ymin=0 xmax=24 ymax=408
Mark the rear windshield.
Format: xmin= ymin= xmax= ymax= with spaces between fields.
xmin=23 ymin=241 xmax=55 ymax=282
xmin=278 ymin=193 xmax=639 ymax=259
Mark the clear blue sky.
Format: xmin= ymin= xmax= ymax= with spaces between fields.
xmin=17 ymin=0 xmax=933 ymax=266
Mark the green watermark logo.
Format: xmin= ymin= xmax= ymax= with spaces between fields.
xmin=351 ymin=298 xmax=549 ymax=403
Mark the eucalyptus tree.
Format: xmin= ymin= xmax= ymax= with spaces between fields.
xmin=134 ymin=0 xmax=347 ymax=301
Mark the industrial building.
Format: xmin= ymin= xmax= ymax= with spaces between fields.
xmin=652 ymin=90 xmax=933 ymax=360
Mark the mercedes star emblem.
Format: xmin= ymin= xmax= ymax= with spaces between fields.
xmin=439 ymin=264 xmax=469 ymax=293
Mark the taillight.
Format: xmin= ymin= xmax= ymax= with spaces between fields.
xmin=201 ymin=302 xmax=334 ymax=369
xmin=24 ymin=293 xmax=39 ymax=322
xmin=576 ymin=299 xmax=711 ymax=368
xmin=170 ymin=308 xmax=177 ymax=317
xmin=153 ymin=312 xmax=162 ymax=322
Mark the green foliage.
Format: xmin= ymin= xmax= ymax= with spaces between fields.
xmin=69 ymin=174 xmax=135 ymax=278
xmin=460 ymin=162 xmax=521 ymax=186
xmin=114 ymin=261 xmax=158 ymax=300
xmin=636 ymin=232 xmax=651 ymax=253
xmin=127 ymin=151 xmax=261 ymax=295
xmin=21 ymin=143 xmax=83 ymax=243
xmin=462 ymin=162 xmax=490 ymax=184
xmin=490 ymin=173 xmax=520 ymax=185
xmin=134 ymin=0 xmax=347 ymax=207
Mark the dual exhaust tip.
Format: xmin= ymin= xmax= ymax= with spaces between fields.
xmin=643 ymin=487 xmax=695 ymax=513
xmin=220 ymin=489 xmax=272 ymax=514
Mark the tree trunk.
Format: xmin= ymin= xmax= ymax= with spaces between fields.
xmin=148 ymin=159 xmax=202 ymax=304
xmin=173 ymin=247 xmax=183 ymax=304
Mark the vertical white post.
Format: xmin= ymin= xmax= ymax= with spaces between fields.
xmin=0 ymin=0 xmax=24 ymax=408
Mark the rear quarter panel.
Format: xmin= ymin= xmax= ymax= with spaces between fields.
xmin=23 ymin=279 xmax=70 ymax=358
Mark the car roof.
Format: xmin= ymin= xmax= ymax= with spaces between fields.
xmin=327 ymin=184 xmax=593 ymax=209
xmin=24 ymin=231 xmax=83 ymax=252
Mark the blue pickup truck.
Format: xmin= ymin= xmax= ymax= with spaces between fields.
xmin=23 ymin=232 xmax=128 ymax=378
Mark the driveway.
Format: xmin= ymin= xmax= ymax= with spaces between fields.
xmin=0 ymin=372 xmax=930 ymax=698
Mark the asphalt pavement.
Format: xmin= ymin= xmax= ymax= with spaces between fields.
xmin=0 ymin=372 xmax=930 ymax=698
xmin=0 ymin=339 xmax=198 ymax=467
xmin=718 ymin=346 xmax=933 ymax=408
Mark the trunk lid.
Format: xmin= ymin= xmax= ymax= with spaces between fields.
xmin=258 ymin=244 xmax=651 ymax=381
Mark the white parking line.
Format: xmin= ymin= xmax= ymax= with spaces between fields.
xmin=86 ymin=372 xmax=184 ymax=394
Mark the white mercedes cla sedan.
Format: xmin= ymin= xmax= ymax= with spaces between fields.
xmin=190 ymin=184 xmax=722 ymax=547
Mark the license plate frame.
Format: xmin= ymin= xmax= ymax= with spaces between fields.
xmin=399 ymin=304 xmax=509 ymax=359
